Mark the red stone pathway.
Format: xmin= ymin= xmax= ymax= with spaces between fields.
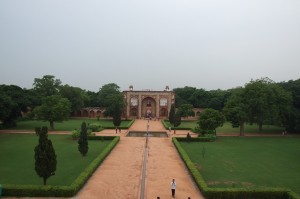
xmin=78 ymin=119 xmax=203 ymax=198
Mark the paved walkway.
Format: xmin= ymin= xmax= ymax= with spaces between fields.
xmin=77 ymin=119 xmax=203 ymax=199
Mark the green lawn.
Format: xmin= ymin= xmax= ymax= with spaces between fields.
xmin=180 ymin=136 xmax=300 ymax=194
xmin=164 ymin=120 xmax=283 ymax=134
xmin=5 ymin=118 xmax=132 ymax=131
xmin=216 ymin=122 xmax=283 ymax=134
xmin=0 ymin=133 xmax=110 ymax=185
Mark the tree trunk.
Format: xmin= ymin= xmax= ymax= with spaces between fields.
xmin=43 ymin=177 xmax=47 ymax=185
xmin=258 ymin=123 xmax=263 ymax=132
xmin=50 ymin=121 xmax=54 ymax=130
xmin=240 ymin=122 xmax=245 ymax=136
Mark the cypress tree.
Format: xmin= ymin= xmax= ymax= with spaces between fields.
xmin=78 ymin=122 xmax=88 ymax=156
xmin=173 ymin=111 xmax=182 ymax=134
xmin=169 ymin=105 xmax=175 ymax=125
xmin=34 ymin=126 xmax=57 ymax=185
xmin=174 ymin=111 xmax=182 ymax=127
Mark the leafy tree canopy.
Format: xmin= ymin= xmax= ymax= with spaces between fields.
xmin=178 ymin=103 xmax=194 ymax=118
xmin=34 ymin=95 xmax=71 ymax=130
xmin=0 ymin=85 xmax=33 ymax=127
xmin=33 ymin=75 xmax=61 ymax=98
xmin=198 ymin=108 xmax=225 ymax=135
xmin=98 ymin=83 xmax=125 ymax=117
xmin=224 ymin=87 xmax=248 ymax=135
xmin=244 ymin=77 xmax=292 ymax=131
xmin=59 ymin=85 xmax=88 ymax=112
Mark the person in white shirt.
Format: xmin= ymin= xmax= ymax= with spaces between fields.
xmin=171 ymin=179 xmax=176 ymax=197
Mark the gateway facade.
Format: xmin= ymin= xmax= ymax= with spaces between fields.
xmin=123 ymin=86 xmax=175 ymax=119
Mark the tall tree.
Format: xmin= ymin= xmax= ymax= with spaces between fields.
xmin=224 ymin=87 xmax=248 ymax=136
xmin=244 ymin=77 xmax=292 ymax=132
xmin=0 ymin=85 xmax=30 ymax=127
xmin=98 ymin=83 xmax=122 ymax=107
xmin=59 ymin=85 xmax=88 ymax=113
xmin=189 ymin=88 xmax=210 ymax=108
xmin=112 ymin=96 xmax=122 ymax=130
xmin=34 ymin=126 xmax=57 ymax=185
xmin=198 ymin=108 xmax=225 ymax=136
xmin=173 ymin=86 xmax=196 ymax=107
xmin=78 ymin=122 xmax=88 ymax=156
xmin=173 ymin=111 xmax=182 ymax=127
xmin=33 ymin=75 xmax=61 ymax=98
xmin=178 ymin=104 xmax=194 ymax=118
xmin=169 ymin=104 xmax=175 ymax=125
xmin=173 ymin=111 xmax=182 ymax=134
xmin=98 ymin=83 xmax=125 ymax=117
xmin=278 ymin=79 xmax=300 ymax=132
xmin=207 ymin=89 xmax=230 ymax=110
xmin=34 ymin=95 xmax=71 ymax=130
xmin=0 ymin=92 xmax=15 ymax=127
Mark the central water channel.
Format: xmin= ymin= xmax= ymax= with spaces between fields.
xmin=126 ymin=131 xmax=168 ymax=137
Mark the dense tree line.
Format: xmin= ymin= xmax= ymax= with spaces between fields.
xmin=174 ymin=87 xmax=230 ymax=110
xmin=0 ymin=75 xmax=124 ymax=130
xmin=0 ymin=75 xmax=299 ymax=133
xmin=174 ymin=77 xmax=300 ymax=133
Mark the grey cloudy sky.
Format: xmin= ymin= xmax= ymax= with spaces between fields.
xmin=0 ymin=0 xmax=299 ymax=92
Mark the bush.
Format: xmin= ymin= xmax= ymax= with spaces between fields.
xmin=161 ymin=120 xmax=191 ymax=130
xmin=186 ymin=132 xmax=192 ymax=143
xmin=87 ymin=124 xmax=101 ymax=132
xmin=71 ymin=130 xmax=80 ymax=140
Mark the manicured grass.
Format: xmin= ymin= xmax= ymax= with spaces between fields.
xmin=180 ymin=136 xmax=300 ymax=195
xmin=166 ymin=120 xmax=197 ymax=129
xmin=164 ymin=120 xmax=283 ymax=134
xmin=216 ymin=122 xmax=283 ymax=134
xmin=0 ymin=133 xmax=110 ymax=185
xmin=5 ymin=118 xmax=133 ymax=131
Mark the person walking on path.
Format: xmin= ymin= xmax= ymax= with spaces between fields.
xmin=171 ymin=179 xmax=176 ymax=197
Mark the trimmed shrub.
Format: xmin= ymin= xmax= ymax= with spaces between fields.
xmin=162 ymin=119 xmax=192 ymax=130
xmin=87 ymin=124 xmax=101 ymax=132
xmin=87 ymin=136 xmax=116 ymax=140
xmin=71 ymin=130 xmax=80 ymax=140
xmin=176 ymin=136 xmax=216 ymax=142
xmin=204 ymin=188 xmax=291 ymax=199
xmin=172 ymin=138 xmax=207 ymax=192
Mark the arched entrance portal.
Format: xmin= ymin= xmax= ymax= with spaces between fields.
xmin=142 ymin=97 xmax=156 ymax=118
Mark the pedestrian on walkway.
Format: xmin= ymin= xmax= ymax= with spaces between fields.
xmin=171 ymin=179 xmax=176 ymax=197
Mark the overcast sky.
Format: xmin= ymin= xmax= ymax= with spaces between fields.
xmin=0 ymin=0 xmax=299 ymax=92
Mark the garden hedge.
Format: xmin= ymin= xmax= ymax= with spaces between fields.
xmin=176 ymin=136 xmax=216 ymax=142
xmin=172 ymin=138 xmax=300 ymax=199
xmin=103 ymin=119 xmax=135 ymax=129
xmin=1 ymin=136 xmax=120 ymax=197
xmin=161 ymin=119 xmax=191 ymax=130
